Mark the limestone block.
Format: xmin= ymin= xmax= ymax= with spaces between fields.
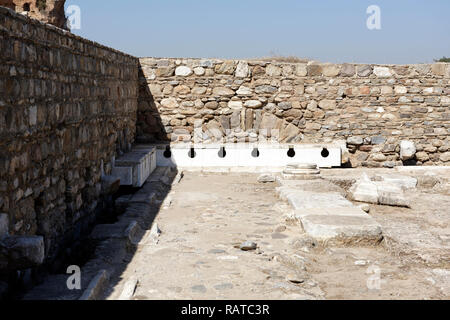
xmin=400 ymin=140 xmax=416 ymax=161
xmin=348 ymin=178 xmax=379 ymax=204
xmin=113 ymin=146 xmax=156 ymax=188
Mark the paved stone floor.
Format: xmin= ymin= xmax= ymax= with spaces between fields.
xmin=103 ymin=170 xmax=450 ymax=300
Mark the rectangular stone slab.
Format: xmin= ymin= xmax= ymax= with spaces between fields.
xmin=113 ymin=146 xmax=156 ymax=187
xmin=277 ymin=185 xmax=383 ymax=245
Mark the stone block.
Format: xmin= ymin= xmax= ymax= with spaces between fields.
xmin=0 ymin=236 xmax=45 ymax=271
xmin=113 ymin=146 xmax=156 ymax=188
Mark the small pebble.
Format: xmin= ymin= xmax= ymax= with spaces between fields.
xmin=240 ymin=241 xmax=257 ymax=251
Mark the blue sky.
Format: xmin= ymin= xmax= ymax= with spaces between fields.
xmin=65 ymin=0 xmax=450 ymax=64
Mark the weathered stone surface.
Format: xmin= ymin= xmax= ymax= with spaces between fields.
xmin=347 ymin=137 xmax=363 ymax=146
xmin=349 ymin=174 xmax=410 ymax=207
xmin=137 ymin=54 xmax=449 ymax=169
xmin=255 ymin=85 xmax=278 ymax=94
xmin=258 ymin=174 xmax=276 ymax=183
xmin=357 ymin=65 xmax=372 ymax=77
xmin=0 ymin=236 xmax=45 ymax=271
xmin=340 ymin=64 xmax=355 ymax=77
xmin=400 ymin=140 xmax=416 ymax=161
xmin=236 ymin=86 xmax=253 ymax=96
xmin=322 ymin=64 xmax=341 ymax=77
xmin=278 ymin=182 xmax=382 ymax=244
xmin=175 ymin=66 xmax=192 ymax=77
xmin=215 ymin=61 xmax=235 ymax=74
xmin=440 ymin=152 xmax=450 ymax=162
xmin=0 ymin=7 xmax=139 ymax=269
xmin=266 ymin=64 xmax=282 ymax=76
xmin=280 ymin=123 xmax=301 ymax=143
xmin=416 ymin=152 xmax=430 ymax=162
xmin=161 ymin=97 xmax=179 ymax=108
xmin=245 ymin=100 xmax=263 ymax=109
xmin=318 ymin=100 xmax=336 ymax=110
xmin=348 ymin=175 xmax=379 ymax=204
xmin=193 ymin=67 xmax=205 ymax=76
xmin=213 ymin=87 xmax=235 ymax=97
xmin=374 ymin=67 xmax=393 ymax=78
xmin=228 ymin=101 xmax=243 ymax=110
xmin=235 ymin=61 xmax=250 ymax=78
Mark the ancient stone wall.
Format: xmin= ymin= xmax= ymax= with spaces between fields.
xmin=137 ymin=58 xmax=450 ymax=167
xmin=0 ymin=7 xmax=138 ymax=266
xmin=0 ymin=0 xmax=67 ymax=29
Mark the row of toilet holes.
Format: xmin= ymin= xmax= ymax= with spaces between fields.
xmin=163 ymin=146 xmax=330 ymax=159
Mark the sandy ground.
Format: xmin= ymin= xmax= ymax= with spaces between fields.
xmin=104 ymin=170 xmax=450 ymax=300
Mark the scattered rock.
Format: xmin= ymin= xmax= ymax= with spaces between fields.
xmin=239 ymin=241 xmax=257 ymax=251
xmin=349 ymin=173 xmax=410 ymax=207
xmin=354 ymin=260 xmax=368 ymax=266
xmin=358 ymin=204 xmax=370 ymax=213
xmin=149 ymin=223 xmax=162 ymax=238
xmin=286 ymin=273 xmax=307 ymax=284
xmin=258 ymin=174 xmax=275 ymax=183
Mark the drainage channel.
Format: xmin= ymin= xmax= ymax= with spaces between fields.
xmin=12 ymin=166 xmax=176 ymax=300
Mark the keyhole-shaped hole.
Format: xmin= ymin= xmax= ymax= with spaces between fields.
xmin=188 ymin=147 xmax=196 ymax=158
xmin=287 ymin=147 xmax=296 ymax=158
xmin=218 ymin=147 xmax=227 ymax=158
xmin=251 ymin=148 xmax=260 ymax=158
xmin=163 ymin=146 xmax=172 ymax=158
xmin=321 ymin=148 xmax=330 ymax=158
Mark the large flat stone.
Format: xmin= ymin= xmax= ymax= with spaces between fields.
xmin=277 ymin=179 xmax=383 ymax=245
xmin=288 ymin=207 xmax=382 ymax=244
xmin=277 ymin=187 xmax=354 ymax=209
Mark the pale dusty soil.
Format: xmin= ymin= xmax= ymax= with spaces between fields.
xmin=105 ymin=171 xmax=450 ymax=300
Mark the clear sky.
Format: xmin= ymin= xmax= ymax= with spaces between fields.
xmin=65 ymin=0 xmax=450 ymax=64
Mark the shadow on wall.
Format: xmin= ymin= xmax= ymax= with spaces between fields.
xmin=136 ymin=66 xmax=170 ymax=143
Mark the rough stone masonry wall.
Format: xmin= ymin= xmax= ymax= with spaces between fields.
xmin=137 ymin=58 xmax=450 ymax=168
xmin=0 ymin=7 xmax=138 ymax=265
